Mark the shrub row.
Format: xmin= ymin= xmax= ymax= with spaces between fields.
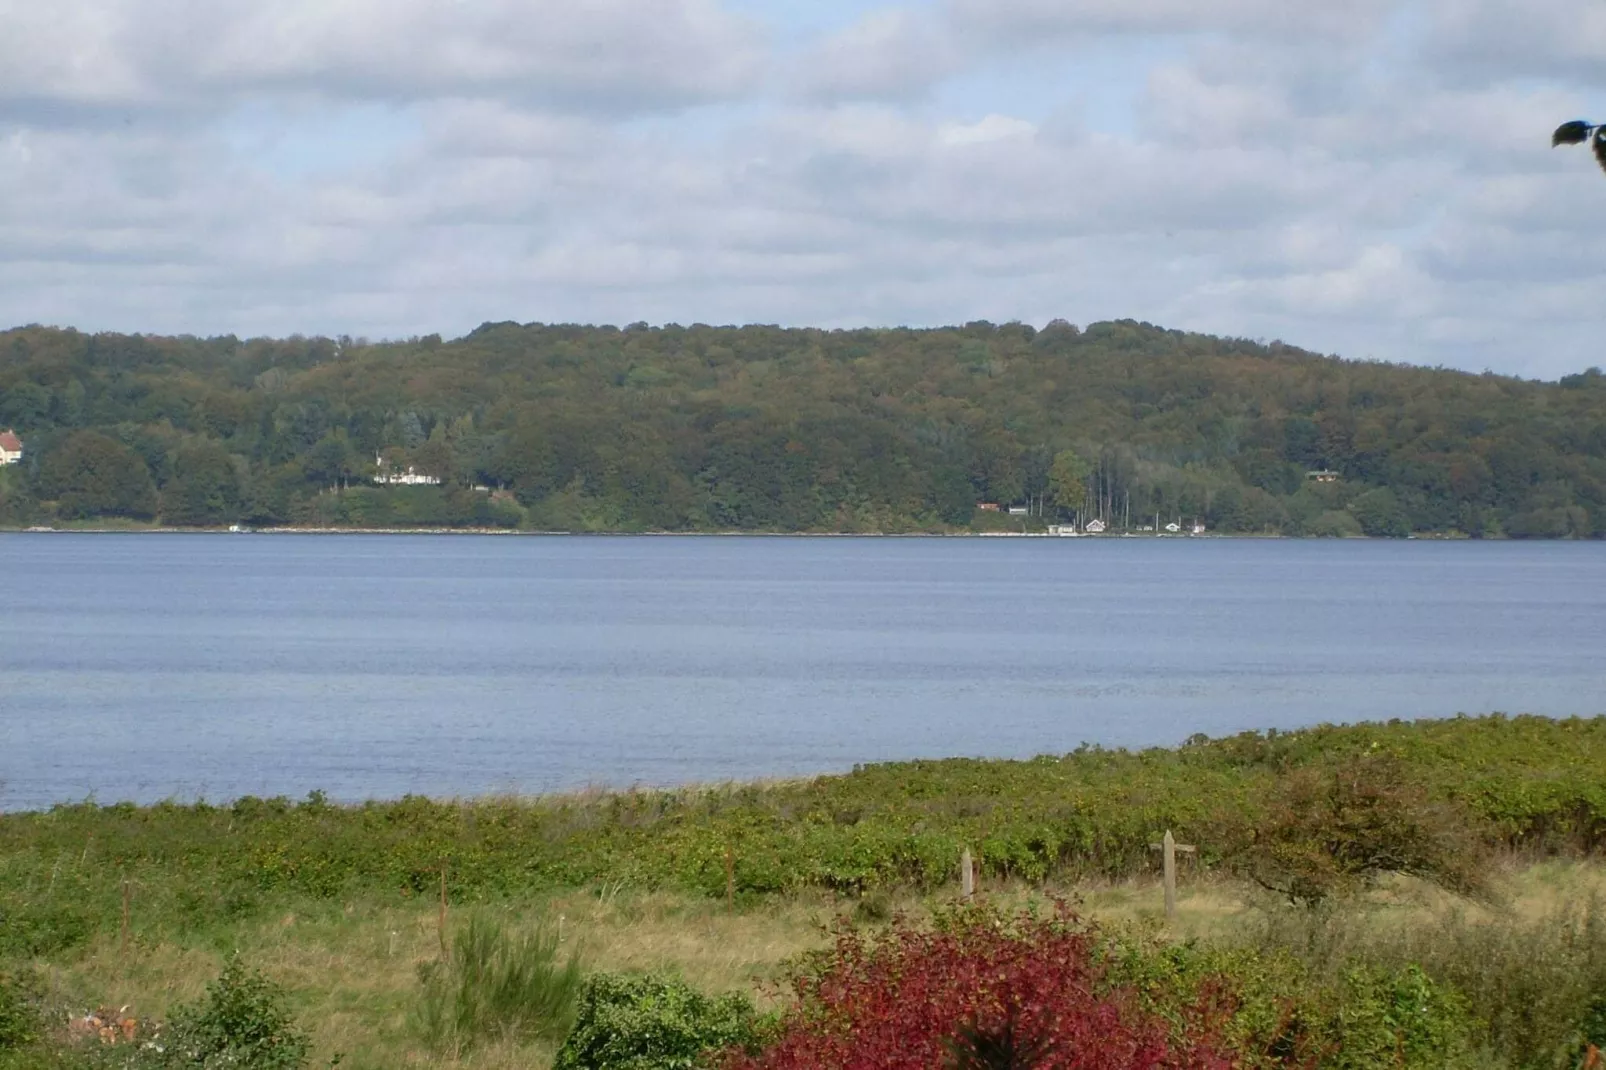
xmin=3 ymin=715 xmax=1605 ymax=938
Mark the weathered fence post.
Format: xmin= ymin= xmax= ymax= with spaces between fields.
xmin=1148 ymin=831 xmax=1197 ymax=922
xmin=960 ymin=848 xmax=975 ymax=899
xmin=725 ymin=845 xmax=736 ymax=912
xmin=1162 ymin=831 xmax=1177 ymax=919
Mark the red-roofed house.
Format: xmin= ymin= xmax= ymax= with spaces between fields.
xmin=0 ymin=430 xmax=21 ymax=466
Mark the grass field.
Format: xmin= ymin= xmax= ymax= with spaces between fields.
xmin=10 ymin=860 xmax=1603 ymax=1068
xmin=8 ymin=715 xmax=1606 ymax=1068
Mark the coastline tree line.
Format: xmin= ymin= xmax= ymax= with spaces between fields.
xmin=0 ymin=318 xmax=1603 ymax=536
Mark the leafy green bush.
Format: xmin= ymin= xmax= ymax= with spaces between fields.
xmin=142 ymin=956 xmax=310 ymax=1069
xmin=1232 ymin=893 xmax=1606 ymax=1068
xmin=1098 ymin=919 xmax=1480 ymax=1068
xmin=0 ymin=970 xmax=43 ymax=1052
xmin=1364 ymin=900 xmax=1606 ymax=1068
xmin=1229 ymin=754 xmax=1491 ymax=905
xmin=1326 ymin=964 xmax=1475 ymax=1070
xmin=552 ymin=973 xmax=763 ymax=1070
xmin=416 ymin=911 xmax=582 ymax=1055
xmin=0 ymin=906 xmax=94 ymax=959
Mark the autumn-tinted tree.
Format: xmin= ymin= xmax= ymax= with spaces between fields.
xmin=163 ymin=440 xmax=243 ymax=526
xmin=36 ymin=430 xmax=157 ymax=520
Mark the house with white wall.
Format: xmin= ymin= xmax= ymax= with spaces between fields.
xmin=0 ymin=430 xmax=22 ymax=465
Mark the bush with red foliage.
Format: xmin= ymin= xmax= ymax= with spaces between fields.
xmin=725 ymin=906 xmax=1231 ymax=1070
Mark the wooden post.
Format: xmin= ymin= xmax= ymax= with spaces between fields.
xmin=1162 ymin=831 xmax=1177 ymax=920
xmin=724 ymin=845 xmax=736 ymax=912
xmin=960 ymin=848 xmax=975 ymax=899
xmin=1148 ymin=831 xmax=1197 ymax=922
xmin=120 ymin=878 xmax=132 ymax=956
xmin=438 ymin=863 xmax=449 ymax=960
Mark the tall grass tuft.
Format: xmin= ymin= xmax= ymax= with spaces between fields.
xmin=415 ymin=910 xmax=583 ymax=1056
xmin=1241 ymin=894 xmax=1606 ymax=1067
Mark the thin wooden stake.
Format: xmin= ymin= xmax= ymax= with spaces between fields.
xmin=960 ymin=848 xmax=975 ymax=899
xmin=724 ymin=846 xmax=736 ymax=912
xmin=1162 ymin=831 xmax=1176 ymax=920
xmin=120 ymin=878 xmax=132 ymax=955
xmin=438 ymin=863 xmax=449 ymax=960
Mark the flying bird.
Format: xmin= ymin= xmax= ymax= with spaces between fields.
xmin=1552 ymin=120 xmax=1606 ymax=175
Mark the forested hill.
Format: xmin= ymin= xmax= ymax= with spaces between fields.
xmin=1 ymin=319 xmax=1603 ymax=537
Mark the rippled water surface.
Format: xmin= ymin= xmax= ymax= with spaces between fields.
xmin=3 ymin=533 xmax=1604 ymax=810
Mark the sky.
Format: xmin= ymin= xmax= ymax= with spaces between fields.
xmin=1 ymin=0 xmax=1604 ymax=379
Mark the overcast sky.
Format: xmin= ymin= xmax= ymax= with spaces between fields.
xmin=1 ymin=0 xmax=1604 ymax=379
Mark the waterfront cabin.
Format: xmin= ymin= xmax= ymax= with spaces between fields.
xmin=1306 ymin=470 xmax=1341 ymax=483
xmin=1085 ymin=519 xmax=1107 ymax=534
xmin=977 ymin=502 xmax=1001 ymax=512
xmin=373 ymin=453 xmax=442 ymax=486
xmin=0 ymin=429 xmax=22 ymax=465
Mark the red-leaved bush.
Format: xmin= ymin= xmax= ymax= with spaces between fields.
xmin=726 ymin=906 xmax=1231 ymax=1070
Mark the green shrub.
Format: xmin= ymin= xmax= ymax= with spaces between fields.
xmin=852 ymin=891 xmax=893 ymax=925
xmin=1327 ymin=964 xmax=1476 ymax=1070
xmin=416 ymin=911 xmax=582 ymax=1055
xmin=1097 ymin=919 xmax=1482 ymax=1068
xmin=142 ymin=956 xmax=310 ymax=1069
xmin=1229 ymin=754 xmax=1490 ymax=906
xmin=6 ymin=715 xmax=1606 ymax=931
xmin=0 ymin=906 xmax=94 ymax=959
xmin=1236 ymin=895 xmax=1606 ymax=1068
xmin=553 ymin=972 xmax=763 ymax=1070
xmin=0 ymin=970 xmax=43 ymax=1052
xmin=1371 ymin=900 xmax=1606 ymax=1069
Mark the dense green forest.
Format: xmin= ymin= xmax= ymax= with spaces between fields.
xmin=1 ymin=319 xmax=1603 ymax=536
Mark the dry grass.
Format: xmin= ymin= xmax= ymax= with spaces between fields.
xmin=36 ymin=890 xmax=841 ymax=1069
xmin=30 ymin=861 xmax=1606 ymax=1070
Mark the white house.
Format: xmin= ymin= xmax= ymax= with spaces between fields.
xmin=1085 ymin=518 xmax=1107 ymax=534
xmin=1007 ymin=505 xmax=1029 ymax=516
xmin=1191 ymin=521 xmax=1207 ymax=535
xmin=373 ymin=454 xmax=441 ymax=486
xmin=0 ymin=430 xmax=22 ymax=465
xmin=1164 ymin=522 xmax=1181 ymax=533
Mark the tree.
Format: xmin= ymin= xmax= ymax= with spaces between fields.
xmin=163 ymin=441 xmax=242 ymax=526
xmin=1348 ymin=487 xmax=1410 ymax=537
xmin=1046 ymin=450 xmax=1089 ymax=516
xmin=36 ymin=431 xmax=157 ymax=520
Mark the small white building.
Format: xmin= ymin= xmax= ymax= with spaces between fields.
xmin=1007 ymin=505 xmax=1029 ymax=516
xmin=373 ymin=454 xmax=441 ymax=486
xmin=1191 ymin=521 xmax=1207 ymax=535
xmin=1164 ymin=522 xmax=1181 ymax=533
xmin=1085 ymin=518 xmax=1107 ymax=534
xmin=0 ymin=430 xmax=22 ymax=465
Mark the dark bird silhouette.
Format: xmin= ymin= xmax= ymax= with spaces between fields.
xmin=1553 ymin=120 xmax=1606 ymax=175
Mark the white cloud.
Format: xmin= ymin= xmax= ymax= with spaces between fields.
xmin=938 ymin=115 xmax=1035 ymax=146
xmin=0 ymin=0 xmax=766 ymax=117
xmin=947 ymin=0 xmax=1398 ymax=44
xmin=1 ymin=0 xmax=1605 ymax=380
xmin=790 ymin=8 xmax=961 ymax=102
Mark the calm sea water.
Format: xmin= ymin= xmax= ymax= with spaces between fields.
xmin=2 ymin=533 xmax=1604 ymax=811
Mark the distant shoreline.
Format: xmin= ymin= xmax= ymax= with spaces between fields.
xmin=0 ymin=525 xmax=1402 ymax=539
